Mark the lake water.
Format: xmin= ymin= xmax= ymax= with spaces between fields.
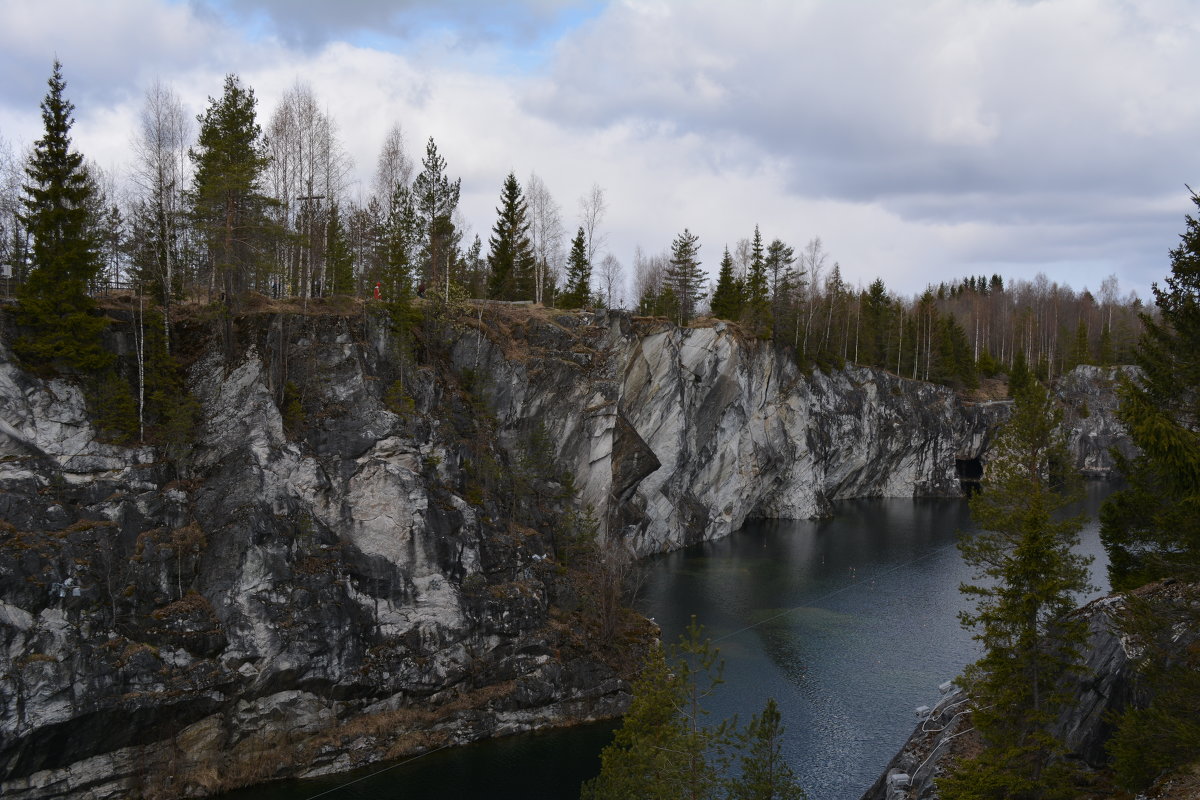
xmin=222 ymin=481 xmax=1114 ymax=800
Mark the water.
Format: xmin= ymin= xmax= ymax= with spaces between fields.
xmin=217 ymin=721 xmax=618 ymax=800
xmin=222 ymin=481 xmax=1114 ymax=800
xmin=636 ymin=481 xmax=1113 ymax=800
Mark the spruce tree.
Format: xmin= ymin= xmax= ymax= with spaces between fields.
xmin=561 ymin=226 xmax=590 ymax=309
xmin=383 ymin=183 xmax=420 ymax=300
xmin=742 ymin=225 xmax=771 ymax=335
xmin=859 ymin=278 xmax=892 ymax=368
xmin=325 ymin=202 xmax=354 ymax=295
xmin=461 ymin=233 xmax=487 ymax=298
xmin=189 ymin=74 xmax=271 ymax=301
xmin=581 ymin=619 xmax=730 ymax=800
xmin=1097 ymin=323 xmax=1114 ymax=366
xmin=935 ymin=313 xmax=978 ymax=390
xmin=15 ymin=60 xmax=111 ymax=373
xmin=141 ymin=308 xmax=198 ymax=448
xmin=710 ymin=246 xmax=743 ymax=321
xmin=665 ymin=228 xmax=703 ymax=325
xmin=728 ymin=698 xmax=807 ymax=800
xmin=1101 ymin=191 xmax=1200 ymax=588
xmin=1099 ymin=192 xmax=1200 ymax=791
xmin=1007 ymin=348 xmax=1032 ymax=397
xmin=486 ymin=172 xmax=536 ymax=301
xmin=1066 ymin=320 xmax=1090 ymax=371
xmin=941 ymin=381 xmax=1091 ymax=800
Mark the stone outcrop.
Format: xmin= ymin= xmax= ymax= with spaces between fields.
xmin=1055 ymin=364 xmax=1141 ymax=477
xmin=456 ymin=310 xmax=1004 ymax=555
xmin=0 ymin=311 xmax=641 ymax=800
xmin=0 ymin=304 xmax=1133 ymax=799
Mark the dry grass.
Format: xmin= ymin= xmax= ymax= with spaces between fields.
xmin=1146 ymin=761 xmax=1200 ymax=800
xmin=964 ymin=376 xmax=1010 ymax=402
xmin=150 ymin=590 xmax=214 ymax=621
xmin=312 ymin=679 xmax=518 ymax=750
xmin=98 ymin=291 xmax=369 ymax=323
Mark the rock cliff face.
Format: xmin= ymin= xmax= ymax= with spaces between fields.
xmin=0 ymin=304 xmax=1127 ymax=799
xmin=1056 ymin=365 xmax=1141 ymax=478
xmin=0 ymin=310 xmax=638 ymax=800
xmin=457 ymin=309 xmax=1002 ymax=555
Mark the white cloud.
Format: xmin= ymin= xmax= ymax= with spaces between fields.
xmin=3 ymin=0 xmax=1199 ymax=301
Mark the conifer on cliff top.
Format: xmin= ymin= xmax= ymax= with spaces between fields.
xmin=15 ymin=60 xmax=111 ymax=373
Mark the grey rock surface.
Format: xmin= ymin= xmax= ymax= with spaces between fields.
xmin=1056 ymin=364 xmax=1141 ymax=477
xmin=0 ymin=311 xmax=638 ymax=799
xmin=0 ymin=306 xmax=1135 ymax=799
xmin=457 ymin=310 xmax=1007 ymax=555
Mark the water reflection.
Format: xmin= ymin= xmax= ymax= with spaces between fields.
xmin=218 ymin=482 xmax=1114 ymax=800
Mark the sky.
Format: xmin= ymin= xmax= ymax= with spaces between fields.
xmin=3 ymin=0 xmax=1200 ymax=302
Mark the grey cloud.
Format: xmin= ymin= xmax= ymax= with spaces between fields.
xmin=0 ymin=2 xmax=229 ymax=113
xmin=201 ymin=0 xmax=599 ymax=49
xmin=528 ymin=0 xmax=1200 ymax=222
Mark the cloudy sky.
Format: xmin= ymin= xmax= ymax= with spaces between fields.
xmin=2 ymin=0 xmax=1199 ymax=301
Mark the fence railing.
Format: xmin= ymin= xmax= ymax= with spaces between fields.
xmin=0 ymin=276 xmax=138 ymax=299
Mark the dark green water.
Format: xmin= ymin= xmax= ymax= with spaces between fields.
xmin=222 ymin=482 xmax=1114 ymax=800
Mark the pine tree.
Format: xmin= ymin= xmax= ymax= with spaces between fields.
xmin=710 ymin=246 xmax=743 ymax=321
xmin=15 ymin=60 xmax=111 ymax=373
xmin=189 ymin=74 xmax=271 ymax=301
xmin=665 ymin=228 xmax=703 ymax=325
xmin=941 ymin=381 xmax=1091 ymax=800
xmin=486 ymin=172 xmax=536 ymax=301
xmin=412 ymin=137 xmax=460 ymax=300
xmin=765 ymin=237 xmax=798 ymax=340
xmin=561 ymin=226 xmax=590 ymax=309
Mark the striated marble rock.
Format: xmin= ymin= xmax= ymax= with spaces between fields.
xmin=1055 ymin=364 xmax=1141 ymax=478
xmin=0 ymin=306 xmax=1134 ymax=799
xmin=0 ymin=312 xmax=636 ymax=800
xmin=455 ymin=311 xmax=1005 ymax=555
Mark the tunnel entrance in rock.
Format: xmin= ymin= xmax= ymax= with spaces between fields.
xmin=956 ymin=458 xmax=983 ymax=495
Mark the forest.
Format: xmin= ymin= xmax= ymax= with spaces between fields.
xmin=1 ymin=65 xmax=1148 ymax=394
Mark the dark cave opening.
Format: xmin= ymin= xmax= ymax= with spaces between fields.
xmin=956 ymin=457 xmax=983 ymax=494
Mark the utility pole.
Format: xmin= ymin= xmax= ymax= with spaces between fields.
xmin=297 ymin=181 xmax=325 ymax=308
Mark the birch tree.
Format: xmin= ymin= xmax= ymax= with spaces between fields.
xmin=266 ymin=81 xmax=351 ymax=297
xmin=132 ymin=79 xmax=190 ymax=346
xmin=597 ymin=252 xmax=624 ymax=308
xmin=579 ymin=183 xmax=607 ymax=266
xmin=526 ymin=171 xmax=563 ymax=304
xmin=374 ymin=122 xmax=414 ymax=212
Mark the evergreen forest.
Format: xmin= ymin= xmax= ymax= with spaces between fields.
xmin=0 ymin=64 xmax=1148 ymax=400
